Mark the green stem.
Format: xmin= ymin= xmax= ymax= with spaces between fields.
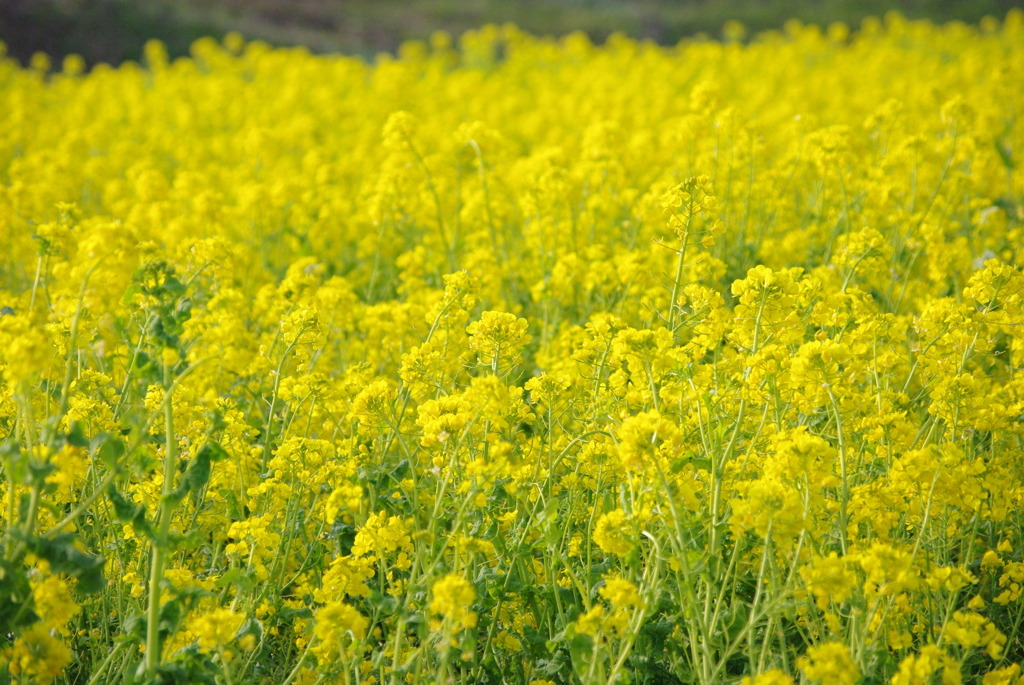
xmin=668 ymin=230 xmax=691 ymax=334
xmin=145 ymin=360 xmax=178 ymax=677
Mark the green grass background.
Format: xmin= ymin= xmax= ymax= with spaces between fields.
xmin=1 ymin=0 xmax=1023 ymax=67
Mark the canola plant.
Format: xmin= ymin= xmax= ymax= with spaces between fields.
xmin=1 ymin=13 xmax=1024 ymax=684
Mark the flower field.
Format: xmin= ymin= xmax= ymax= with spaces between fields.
xmin=2 ymin=12 xmax=1024 ymax=684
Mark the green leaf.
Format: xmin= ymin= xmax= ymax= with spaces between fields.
xmin=108 ymin=485 xmax=154 ymax=539
xmin=54 ymin=422 xmax=89 ymax=449
xmin=1 ymin=440 xmax=29 ymax=485
xmin=278 ymin=606 xmax=313 ymax=622
xmin=122 ymin=609 xmax=147 ymax=642
xmin=173 ymin=441 xmax=228 ymax=504
xmin=235 ymin=617 xmax=264 ymax=643
xmin=214 ymin=568 xmax=257 ymax=592
xmin=159 ymin=597 xmax=183 ymax=635
xmin=144 ymin=657 xmax=218 ymax=685
xmin=995 ymin=137 xmax=1015 ymax=170
xmin=0 ymin=559 xmax=38 ymax=634
xmin=219 ymin=488 xmax=244 ymax=521
xmin=535 ymin=650 xmax=567 ymax=677
xmin=27 ymin=458 xmax=57 ymax=485
xmin=368 ymin=589 xmax=399 ymax=614
xmin=567 ymin=631 xmax=594 ymax=673
xmin=25 ymin=534 xmax=106 ymax=594
xmin=95 ymin=434 xmax=127 ymax=469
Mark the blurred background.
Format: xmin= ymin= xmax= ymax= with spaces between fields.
xmin=2 ymin=0 xmax=1022 ymax=67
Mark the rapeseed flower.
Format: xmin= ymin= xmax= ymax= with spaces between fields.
xmin=1 ymin=13 xmax=1023 ymax=684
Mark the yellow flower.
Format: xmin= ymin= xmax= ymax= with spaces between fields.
xmin=2 ymin=12 xmax=1023 ymax=684
xmin=890 ymin=645 xmax=961 ymax=685
xmin=797 ymin=642 xmax=859 ymax=685
xmin=315 ymin=555 xmax=375 ymax=602
xmin=466 ymin=311 xmax=532 ymax=371
xmin=741 ymin=670 xmax=795 ymax=685
xmin=30 ymin=574 xmax=80 ymax=634
xmin=599 ymin=576 xmax=644 ymax=609
xmin=982 ymin=664 xmax=1024 ymax=685
xmin=429 ymin=574 xmax=477 ymax=631
xmin=189 ymin=608 xmax=245 ymax=652
xmin=944 ymin=611 xmax=1007 ymax=659
xmin=352 ymin=513 xmax=413 ymax=570
xmin=3 ymin=624 xmax=73 ymax=683
xmin=312 ymin=601 xmax=368 ymax=660
xmin=593 ymin=509 xmax=634 ymax=557
xmin=615 ymin=409 xmax=681 ymax=473
xmin=799 ymin=552 xmax=857 ymax=611
xmin=0 ymin=314 xmax=51 ymax=386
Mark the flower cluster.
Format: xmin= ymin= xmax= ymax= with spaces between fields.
xmin=1 ymin=12 xmax=1023 ymax=684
